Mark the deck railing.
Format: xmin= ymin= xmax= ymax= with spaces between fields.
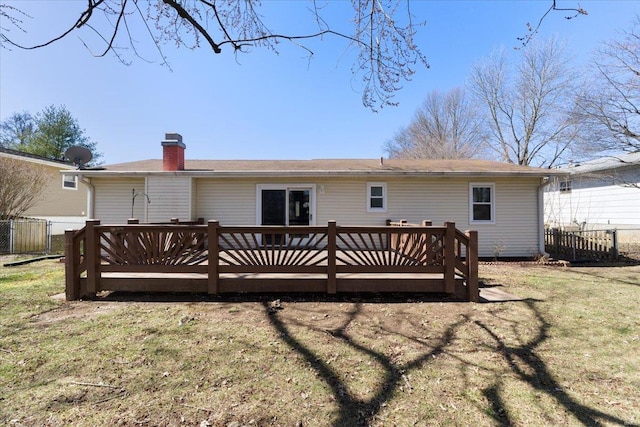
xmin=65 ymin=220 xmax=479 ymax=301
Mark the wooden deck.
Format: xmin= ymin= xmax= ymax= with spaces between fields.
xmin=65 ymin=220 xmax=479 ymax=301
xmin=90 ymin=271 xmax=465 ymax=295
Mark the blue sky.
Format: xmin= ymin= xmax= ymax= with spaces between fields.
xmin=1 ymin=1 xmax=638 ymax=165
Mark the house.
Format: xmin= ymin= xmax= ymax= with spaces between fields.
xmin=0 ymin=147 xmax=89 ymax=234
xmin=545 ymin=152 xmax=640 ymax=244
xmin=62 ymin=133 xmax=565 ymax=258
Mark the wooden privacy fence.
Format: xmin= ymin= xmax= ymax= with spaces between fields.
xmin=545 ymin=228 xmax=618 ymax=261
xmin=66 ymin=220 xmax=479 ymax=302
xmin=0 ymin=219 xmax=50 ymax=254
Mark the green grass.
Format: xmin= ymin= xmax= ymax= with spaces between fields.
xmin=0 ymin=260 xmax=638 ymax=426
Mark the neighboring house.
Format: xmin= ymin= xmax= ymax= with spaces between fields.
xmin=0 ymin=147 xmax=89 ymax=234
xmin=62 ymin=133 xmax=564 ymax=258
xmin=545 ymin=152 xmax=640 ymax=242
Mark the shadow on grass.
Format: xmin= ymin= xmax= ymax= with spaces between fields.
xmin=263 ymin=300 xmax=466 ymax=427
xmin=476 ymin=299 xmax=637 ymax=427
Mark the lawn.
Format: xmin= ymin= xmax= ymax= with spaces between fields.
xmin=0 ymin=259 xmax=638 ymax=426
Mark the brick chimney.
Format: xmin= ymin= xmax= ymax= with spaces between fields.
xmin=161 ymin=132 xmax=185 ymax=171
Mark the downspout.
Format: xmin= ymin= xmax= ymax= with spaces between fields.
xmin=78 ymin=174 xmax=95 ymax=220
xmin=538 ymin=177 xmax=552 ymax=257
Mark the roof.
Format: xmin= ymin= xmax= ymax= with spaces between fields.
xmin=70 ymin=158 xmax=564 ymax=178
xmin=560 ymin=152 xmax=640 ymax=175
xmin=0 ymin=146 xmax=76 ymax=169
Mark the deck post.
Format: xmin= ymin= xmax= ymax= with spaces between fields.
xmin=208 ymin=220 xmax=219 ymax=294
xmin=127 ymin=218 xmax=139 ymax=224
xmin=421 ymin=220 xmax=432 ymax=226
xmin=327 ymin=221 xmax=337 ymax=294
xmin=444 ymin=222 xmax=456 ymax=295
xmin=85 ymin=219 xmax=100 ymax=296
xmin=466 ymin=230 xmax=479 ymax=302
xmin=64 ymin=229 xmax=80 ymax=301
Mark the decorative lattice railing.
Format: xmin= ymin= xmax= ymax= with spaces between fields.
xmin=65 ymin=219 xmax=478 ymax=301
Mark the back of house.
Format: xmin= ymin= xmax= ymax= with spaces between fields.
xmin=63 ymin=133 xmax=563 ymax=259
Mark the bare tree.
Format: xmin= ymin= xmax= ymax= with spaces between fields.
xmin=0 ymin=0 xmax=428 ymax=111
xmin=0 ymin=1 xmax=588 ymax=112
xmin=573 ymin=16 xmax=640 ymax=154
xmin=0 ymin=156 xmax=48 ymax=220
xmin=0 ymin=111 xmax=34 ymax=148
xmin=385 ymin=87 xmax=486 ymax=159
xmin=469 ymin=37 xmax=580 ymax=167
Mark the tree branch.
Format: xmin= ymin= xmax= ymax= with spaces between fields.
xmin=517 ymin=0 xmax=587 ymax=48
xmin=162 ymin=0 xmax=221 ymax=53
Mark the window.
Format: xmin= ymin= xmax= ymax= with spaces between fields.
xmin=367 ymin=182 xmax=387 ymax=212
xmin=470 ymin=183 xmax=494 ymax=223
xmin=560 ymin=180 xmax=572 ymax=193
xmin=62 ymin=175 xmax=77 ymax=190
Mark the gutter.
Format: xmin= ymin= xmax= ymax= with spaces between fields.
xmin=63 ymin=169 xmax=567 ymax=179
xmin=78 ymin=174 xmax=95 ymax=219
xmin=538 ymin=177 xmax=552 ymax=257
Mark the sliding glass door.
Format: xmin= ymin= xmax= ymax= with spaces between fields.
xmin=258 ymin=185 xmax=314 ymax=245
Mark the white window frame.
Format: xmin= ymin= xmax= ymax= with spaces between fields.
xmin=469 ymin=182 xmax=495 ymax=224
xmin=62 ymin=174 xmax=78 ymax=190
xmin=559 ymin=180 xmax=572 ymax=193
xmin=367 ymin=182 xmax=387 ymax=213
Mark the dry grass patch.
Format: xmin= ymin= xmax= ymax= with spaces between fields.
xmin=0 ymin=260 xmax=638 ymax=426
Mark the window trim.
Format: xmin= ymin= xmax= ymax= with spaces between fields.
xmin=62 ymin=174 xmax=78 ymax=190
xmin=559 ymin=180 xmax=572 ymax=193
xmin=469 ymin=182 xmax=495 ymax=224
xmin=366 ymin=182 xmax=387 ymax=213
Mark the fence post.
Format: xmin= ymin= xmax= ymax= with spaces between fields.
xmin=327 ymin=221 xmax=337 ymax=294
xmin=46 ymin=221 xmax=52 ymax=254
xmin=466 ymin=230 xmax=479 ymax=302
xmin=421 ymin=220 xmax=432 ymax=226
xmin=85 ymin=219 xmax=100 ymax=296
xmin=554 ymin=228 xmax=560 ymax=257
xmin=444 ymin=222 xmax=456 ymax=295
xmin=9 ymin=219 xmax=13 ymax=254
xmin=208 ymin=220 xmax=219 ymax=294
xmin=65 ymin=229 xmax=80 ymax=300
xmin=611 ymin=229 xmax=619 ymax=259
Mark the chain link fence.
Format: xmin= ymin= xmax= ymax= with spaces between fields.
xmin=0 ymin=219 xmax=51 ymax=254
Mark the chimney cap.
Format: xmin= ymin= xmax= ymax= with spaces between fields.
xmin=161 ymin=132 xmax=185 ymax=149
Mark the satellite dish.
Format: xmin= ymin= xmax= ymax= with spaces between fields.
xmin=64 ymin=146 xmax=93 ymax=169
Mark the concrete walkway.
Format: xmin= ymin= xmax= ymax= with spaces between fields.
xmin=479 ymin=286 xmax=524 ymax=302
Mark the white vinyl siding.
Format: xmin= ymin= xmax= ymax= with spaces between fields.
xmin=132 ymin=176 xmax=542 ymax=258
xmin=195 ymin=179 xmax=257 ymax=224
xmin=93 ymin=178 xmax=146 ymax=223
xmin=316 ymin=178 xmax=540 ymax=257
xmin=146 ymin=176 xmax=192 ymax=222
xmin=545 ymin=169 xmax=640 ymax=228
